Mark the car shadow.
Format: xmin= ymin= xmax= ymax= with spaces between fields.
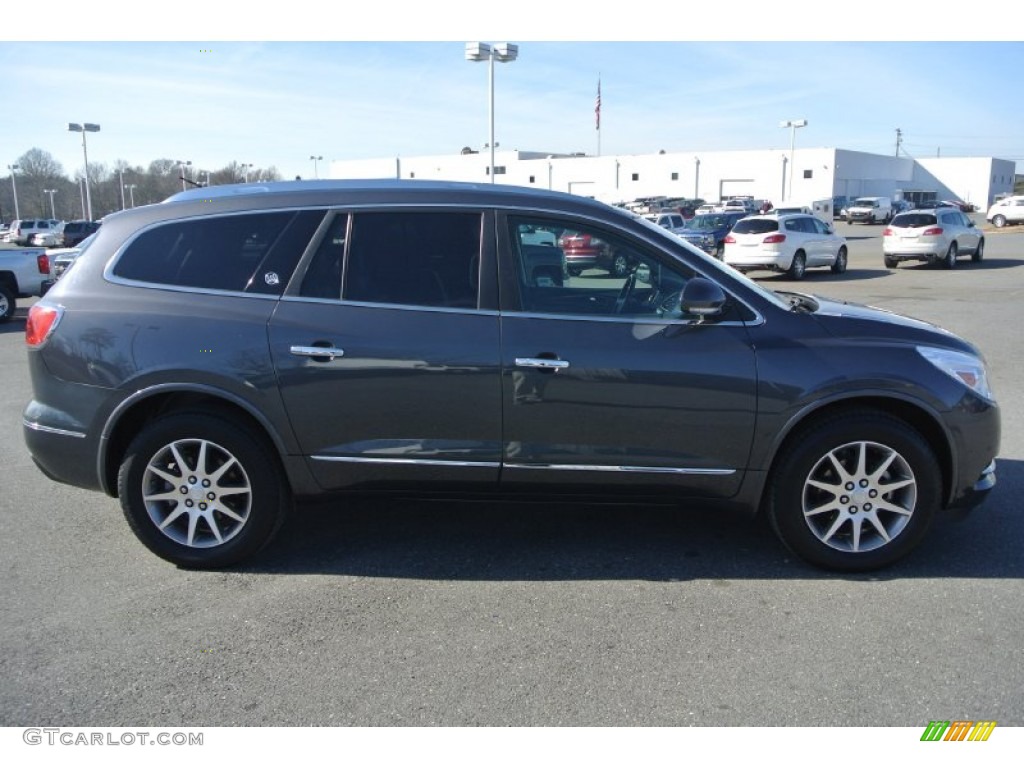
xmin=756 ymin=268 xmax=889 ymax=283
xmin=895 ymin=258 xmax=1021 ymax=271
xmin=235 ymin=458 xmax=1024 ymax=581
xmin=0 ymin=310 xmax=27 ymax=334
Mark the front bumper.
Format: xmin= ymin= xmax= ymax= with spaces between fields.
xmin=948 ymin=460 xmax=996 ymax=512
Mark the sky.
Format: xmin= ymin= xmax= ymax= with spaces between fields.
xmin=3 ymin=3 xmax=1022 ymax=183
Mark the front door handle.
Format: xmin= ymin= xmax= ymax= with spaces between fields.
xmin=515 ymin=357 xmax=570 ymax=371
xmin=290 ymin=345 xmax=345 ymax=361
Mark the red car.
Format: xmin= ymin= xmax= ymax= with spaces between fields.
xmin=557 ymin=231 xmax=634 ymax=277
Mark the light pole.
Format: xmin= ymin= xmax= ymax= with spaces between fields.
xmin=693 ymin=156 xmax=701 ymax=200
xmin=176 ymin=160 xmax=192 ymax=191
xmin=118 ymin=168 xmax=126 ymax=209
xmin=68 ymin=123 xmax=99 ymax=220
xmin=124 ymin=184 xmax=137 ymax=208
xmin=465 ymin=42 xmax=518 ymax=184
xmin=779 ymin=118 xmax=807 ymax=202
xmin=43 ymin=188 xmax=57 ymax=219
xmin=7 ymin=164 xmax=20 ymax=220
xmin=309 ymin=155 xmax=322 ymax=179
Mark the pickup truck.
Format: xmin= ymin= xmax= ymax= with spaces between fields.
xmin=0 ymin=245 xmax=53 ymax=322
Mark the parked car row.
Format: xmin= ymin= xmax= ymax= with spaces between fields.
xmin=2 ymin=219 xmax=61 ymax=245
xmin=2 ymin=219 xmax=101 ymax=247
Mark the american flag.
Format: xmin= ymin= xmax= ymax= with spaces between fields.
xmin=595 ymin=78 xmax=601 ymax=130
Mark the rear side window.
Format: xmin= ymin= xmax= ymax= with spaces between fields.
xmin=733 ymin=219 xmax=778 ymax=235
xmin=343 ymin=211 xmax=481 ymax=309
xmin=113 ymin=210 xmax=324 ymax=294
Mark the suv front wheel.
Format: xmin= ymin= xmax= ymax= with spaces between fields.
xmin=768 ymin=410 xmax=940 ymax=571
xmin=117 ymin=411 xmax=290 ymax=568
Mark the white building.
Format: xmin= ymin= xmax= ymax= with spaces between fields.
xmin=329 ymin=147 xmax=1016 ymax=209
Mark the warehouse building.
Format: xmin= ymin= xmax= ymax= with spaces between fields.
xmin=329 ymin=147 xmax=1016 ymax=209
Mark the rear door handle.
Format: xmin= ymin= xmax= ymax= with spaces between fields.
xmin=515 ymin=357 xmax=570 ymax=371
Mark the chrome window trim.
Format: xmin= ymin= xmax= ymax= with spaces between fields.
xmin=22 ymin=420 xmax=87 ymax=439
xmin=504 ymin=463 xmax=735 ymax=476
xmin=501 ymin=310 xmax=754 ymax=327
xmin=278 ymin=295 xmax=500 ymax=316
xmin=100 ymin=278 xmax=282 ymax=300
xmin=312 ymin=456 xmax=500 ymax=469
xmin=98 ymin=200 xmax=768 ymax=324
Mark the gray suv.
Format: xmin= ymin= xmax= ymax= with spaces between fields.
xmin=23 ymin=180 xmax=999 ymax=571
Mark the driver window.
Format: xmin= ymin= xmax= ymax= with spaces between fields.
xmin=508 ymin=216 xmax=694 ymax=320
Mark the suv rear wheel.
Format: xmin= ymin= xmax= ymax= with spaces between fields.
xmin=768 ymin=410 xmax=940 ymax=571
xmin=944 ymin=242 xmax=958 ymax=269
xmin=788 ymin=251 xmax=806 ymax=280
xmin=117 ymin=411 xmax=290 ymax=568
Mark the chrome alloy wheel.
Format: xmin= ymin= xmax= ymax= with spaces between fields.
xmin=801 ymin=440 xmax=917 ymax=553
xmin=141 ymin=439 xmax=252 ymax=548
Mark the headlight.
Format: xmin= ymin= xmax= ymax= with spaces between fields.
xmin=917 ymin=347 xmax=994 ymax=401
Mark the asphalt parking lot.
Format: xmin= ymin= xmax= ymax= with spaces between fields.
xmin=1 ymin=219 xmax=1022 ymax=727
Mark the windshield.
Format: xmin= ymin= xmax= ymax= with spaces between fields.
xmin=853 ymin=199 xmax=877 ymax=207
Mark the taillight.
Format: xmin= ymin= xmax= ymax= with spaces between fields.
xmin=923 ymin=227 xmax=943 ymax=236
xmin=25 ymin=305 xmax=62 ymax=347
xmin=723 ymin=235 xmax=736 ymax=244
xmin=37 ymin=253 xmax=50 ymax=274
xmin=763 ymin=234 xmax=786 ymax=244
xmin=882 ymin=228 xmax=893 ymax=236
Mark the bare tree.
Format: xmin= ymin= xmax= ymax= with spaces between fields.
xmin=17 ymin=148 xmax=66 ymax=180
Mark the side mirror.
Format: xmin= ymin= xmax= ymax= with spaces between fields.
xmin=681 ymin=277 xmax=726 ymax=318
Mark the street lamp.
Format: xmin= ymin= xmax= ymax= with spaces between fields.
xmin=7 ymin=164 xmax=20 ymax=220
xmin=309 ymin=155 xmax=323 ymax=179
xmin=465 ymin=42 xmax=518 ymax=183
xmin=124 ymin=184 xmax=137 ymax=208
xmin=43 ymin=188 xmax=57 ymax=219
xmin=176 ymin=160 xmax=192 ymax=191
xmin=779 ymin=118 xmax=808 ymax=202
xmin=68 ymin=123 xmax=100 ymax=220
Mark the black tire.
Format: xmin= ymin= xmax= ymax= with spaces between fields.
xmin=884 ymin=255 xmax=899 ymax=269
xmin=567 ymin=266 xmax=582 ymax=277
xmin=992 ymin=214 xmax=1006 ymax=228
xmin=117 ymin=411 xmax=290 ymax=568
xmin=767 ymin=410 xmax=941 ymax=571
xmin=788 ymin=251 xmax=806 ymax=280
xmin=831 ymin=246 xmax=848 ymax=274
xmin=971 ymin=239 xmax=984 ymax=263
xmin=943 ymin=242 xmax=958 ymax=269
xmin=0 ymin=282 xmax=15 ymax=323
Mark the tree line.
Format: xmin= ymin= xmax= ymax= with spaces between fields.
xmin=1 ymin=148 xmax=282 ymax=223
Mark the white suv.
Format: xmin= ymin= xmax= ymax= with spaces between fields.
xmin=987 ymin=195 xmax=1024 ymax=228
xmin=723 ymin=213 xmax=848 ymax=279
